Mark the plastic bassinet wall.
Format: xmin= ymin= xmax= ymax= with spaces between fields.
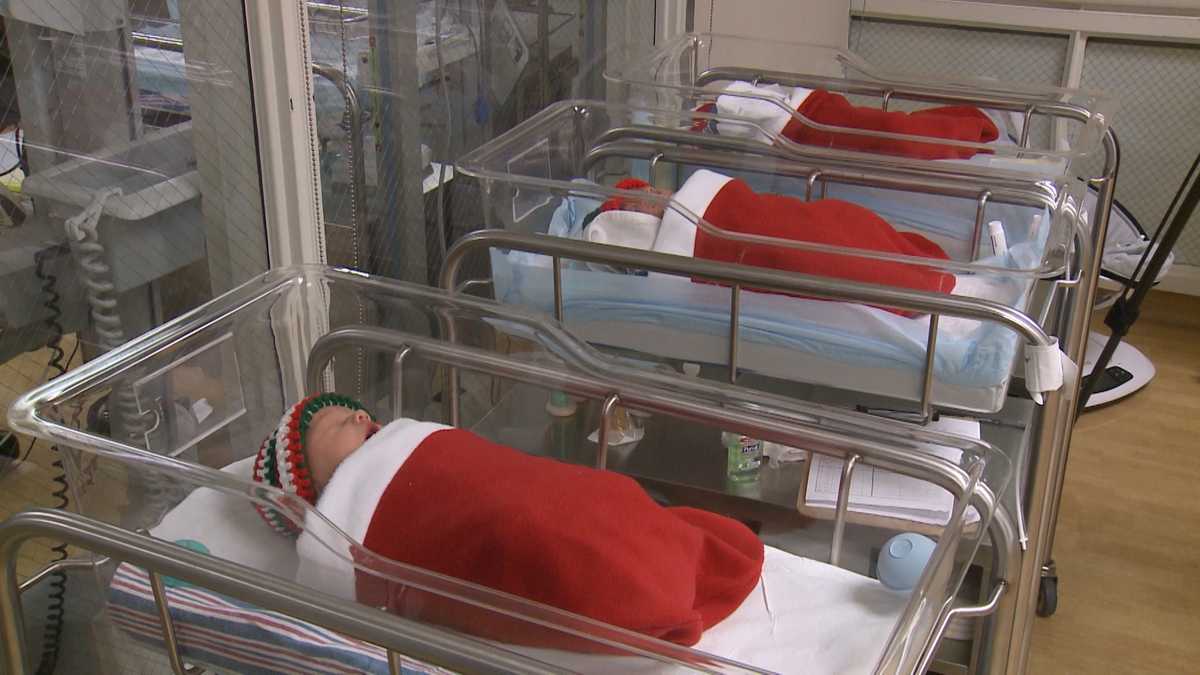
xmin=9 ymin=266 xmax=1015 ymax=675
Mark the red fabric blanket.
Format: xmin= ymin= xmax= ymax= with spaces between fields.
xmin=328 ymin=425 xmax=764 ymax=651
xmin=784 ymin=90 xmax=999 ymax=160
xmin=696 ymin=177 xmax=955 ymax=295
xmin=694 ymin=89 xmax=999 ymax=159
xmin=655 ymin=171 xmax=957 ymax=316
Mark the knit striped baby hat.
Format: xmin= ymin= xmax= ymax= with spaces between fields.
xmin=252 ymin=393 xmax=371 ymax=536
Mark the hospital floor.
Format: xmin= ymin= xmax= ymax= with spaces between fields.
xmin=1026 ymin=290 xmax=1200 ymax=675
xmin=0 ymin=292 xmax=1197 ymax=673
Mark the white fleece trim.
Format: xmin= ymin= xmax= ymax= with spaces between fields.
xmin=653 ymin=169 xmax=733 ymax=258
xmin=295 ymin=418 xmax=449 ymax=600
xmin=585 ymin=210 xmax=662 ymax=251
xmin=714 ymin=81 xmax=813 ymax=143
xmin=787 ymin=86 xmax=814 ymax=109
xmin=783 ymin=86 xmax=814 ymax=132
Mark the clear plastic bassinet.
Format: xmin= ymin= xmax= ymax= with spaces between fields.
xmin=604 ymin=32 xmax=1114 ymax=174
xmin=8 ymin=266 xmax=1016 ymax=675
xmin=453 ymin=100 xmax=1082 ymax=413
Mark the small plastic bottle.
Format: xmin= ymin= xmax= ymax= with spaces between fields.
xmin=680 ymin=363 xmax=763 ymax=482
xmin=545 ymin=391 xmax=579 ymax=461
xmin=722 ymin=431 xmax=763 ymax=483
xmin=545 ymin=390 xmax=577 ymax=417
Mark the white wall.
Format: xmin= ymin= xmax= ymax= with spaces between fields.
xmin=693 ymin=0 xmax=850 ymax=48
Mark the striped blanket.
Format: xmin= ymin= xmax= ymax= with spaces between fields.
xmin=107 ymin=562 xmax=447 ymax=675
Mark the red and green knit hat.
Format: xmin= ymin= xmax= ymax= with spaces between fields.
xmin=251 ymin=393 xmax=372 ymax=537
xmin=599 ymin=178 xmax=653 ymax=212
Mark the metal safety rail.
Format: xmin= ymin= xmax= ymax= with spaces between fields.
xmin=464 ymin=99 xmax=1085 ymax=282
xmin=4 ymin=274 xmax=1020 ymax=673
xmin=0 ymin=510 xmax=561 ymax=675
xmin=442 ymin=230 xmax=1065 ymax=423
xmin=580 ymin=119 xmax=1081 ymax=277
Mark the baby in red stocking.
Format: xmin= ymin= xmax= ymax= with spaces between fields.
xmin=583 ymin=170 xmax=1007 ymax=321
xmin=254 ymin=394 xmax=764 ymax=652
xmin=699 ymin=81 xmax=1000 ymax=160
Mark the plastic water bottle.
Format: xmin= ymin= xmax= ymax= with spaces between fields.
xmin=722 ymin=431 xmax=762 ymax=482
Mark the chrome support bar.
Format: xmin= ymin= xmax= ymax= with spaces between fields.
xmin=148 ymin=570 xmax=188 ymax=675
xmin=649 ymin=151 xmax=666 ymax=178
xmin=18 ymin=556 xmax=108 ymax=593
xmin=603 ymin=119 xmax=1017 ymax=183
xmin=580 ymin=137 xmax=1055 ymax=212
xmin=918 ymin=581 xmax=1007 ymax=675
xmin=696 ymin=66 xmax=1098 ymax=119
xmin=455 ymin=279 xmax=494 ymax=295
xmin=391 ymin=346 xmax=414 ymax=418
xmin=1011 ymin=128 xmax=1120 ymax=674
xmin=830 ymin=454 xmax=860 ymax=567
xmin=441 ymin=230 xmax=1057 ymax=418
xmin=442 ymin=231 xmax=1055 ymax=348
xmin=921 ymin=315 xmax=940 ymax=423
xmin=306 ymin=327 xmax=1001 ymax=510
xmin=805 ymin=171 xmax=822 ymax=201
xmin=728 ymin=285 xmax=741 ymax=384
xmin=1019 ymin=105 xmax=1035 ymax=149
xmin=972 ymin=190 xmax=992 ymax=261
xmin=552 ymin=256 xmax=564 ymax=322
xmin=596 ymin=393 xmax=621 ymax=469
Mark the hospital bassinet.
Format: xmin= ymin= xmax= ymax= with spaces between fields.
xmin=602 ymin=34 xmax=1119 ymax=412
xmin=605 ymin=33 xmax=1113 ymax=173
xmin=6 ymin=265 xmax=1017 ymax=675
xmin=453 ymin=100 xmax=1084 ymax=414
xmin=606 ymin=43 xmax=1122 ymax=670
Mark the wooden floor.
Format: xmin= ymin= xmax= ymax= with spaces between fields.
xmin=1028 ymin=291 xmax=1200 ymax=674
xmin=1 ymin=293 xmax=1197 ymax=672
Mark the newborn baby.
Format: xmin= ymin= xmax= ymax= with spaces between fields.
xmin=586 ymin=170 xmax=997 ymax=315
xmin=699 ymin=80 xmax=999 ymax=160
xmin=582 ymin=170 xmax=1019 ymax=326
xmin=253 ymin=394 xmax=764 ymax=651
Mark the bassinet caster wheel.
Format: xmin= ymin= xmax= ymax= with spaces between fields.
xmin=1037 ymin=572 xmax=1058 ymax=617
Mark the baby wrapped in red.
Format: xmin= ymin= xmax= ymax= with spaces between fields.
xmin=697 ymin=81 xmax=999 ymax=160
xmin=254 ymin=401 xmax=764 ymax=652
xmin=587 ymin=170 xmax=956 ymax=315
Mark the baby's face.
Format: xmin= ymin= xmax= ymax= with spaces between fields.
xmin=305 ymin=405 xmax=380 ymax=493
xmin=625 ymin=186 xmax=672 ymax=218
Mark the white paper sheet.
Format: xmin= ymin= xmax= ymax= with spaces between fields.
xmin=805 ymin=416 xmax=982 ymax=526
